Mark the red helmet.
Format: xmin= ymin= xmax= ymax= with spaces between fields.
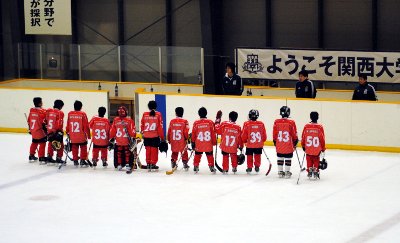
xmin=118 ymin=106 xmax=128 ymax=117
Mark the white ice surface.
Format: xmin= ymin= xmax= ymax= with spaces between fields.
xmin=0 ymin=133 xmax=399 ymax=243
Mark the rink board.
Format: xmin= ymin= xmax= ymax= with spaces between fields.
xmin=136 ymin=90 xmax=400 ymax=152
xmin=0 ymin=87 xmax=109 ymax=131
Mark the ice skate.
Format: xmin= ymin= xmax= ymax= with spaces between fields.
xmin=46 ymin=156 xmax=56 ymax=164
xmin=74 ymin=160 xmax=79 ymax=167
xmin=39 ymin=157 xmax=47 ymax=165
xmin=285 ymin=171 xmax=292 ymax=178
xmin=102 ymin=161 xmax=108 ymax=168
xmin=314 ymin=171 xmax=320 ymax=180
xmin=307 ymin=168 xmax=313 ymax=179
xmin=183 ymin=162 xmax=189 ymax=171
xmin=255 ymin=166 xmax=260 ymax=173
xmin=117 ymin=165 xmax=123 ymax=171
xmin=222 ymin=170 xmax=228 ymax=174
xmin=194 ymin=166 xmax=199 ymax=173
xmin=278 ymin=171 xmax=285 ymax=178
xmin=29 ymin=155 xmax=38 ymax=163
xmin=209 ymin=166 xmax=216 ymax=174
xmin=80 ymin=159 xmax=89 ymax=168
xmin=92 ymin=160 xmax=98 ymax=167
xmin=246 ymin=168 xmax=252 ymax=174
xmin=232 ymin=167 xmax=237 ymax=174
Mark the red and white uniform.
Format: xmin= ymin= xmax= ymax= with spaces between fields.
xmin=141 ymin=111 xmax=164 ymax=139
xmin=140 ymin=111 xmax=164 ymax=165
xmin=301 ymin=123 xmax=326 ymax=172
xmin=89 ymin=116 xmax=111 ymax=162
xmin=109 ymin=117 xmax=136 ymax=146
xmin=110 ymin=117 xmax=136 ymax=166
xmin=167 ymin=117 xmax=190 ymax=162
xmin=28 ymin=107 xmax=47 ymax=158
xmin=216 ymin=121 xmax=243 ymax=170
xmin=273 ymin=118 xmax=298 ymax=155
xmin=242 ymin=120 xmax=267 ymax=148
xmin=66 ymin=111 xmax=91 ymax=161
xmin=241 ymin=120 xmax=267 ymax=169
xmin=46 ymin=108 xmax=65 ymax=158
xmin=191 ymin=118 xmax=216 ymax=167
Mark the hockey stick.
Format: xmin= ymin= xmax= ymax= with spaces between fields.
xmin=295 ymin=148 xmax=306 ymax=171
xmin=296 ymin=153 xmax=306 ymax=185
xmin=58 ymin=136 xmax=71 ymax=170
xmin=214 ymin=135 xmax=223 ymax=172
xmin=166 ymin=144 xmax=189 ymax=175
xmin=262 ymin=148 xmax=273 ymax=176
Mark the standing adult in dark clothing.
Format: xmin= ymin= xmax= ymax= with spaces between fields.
xmin=295 ymin=70 xmax=317 ymax=98
xmin=352 ymin=75 xmax=378 ymax=101
xmin=222 ymin=63 xmax=243 ymax=96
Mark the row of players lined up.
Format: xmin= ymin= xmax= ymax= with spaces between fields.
xmin=27 ymin=97 xmax=326 ymax=178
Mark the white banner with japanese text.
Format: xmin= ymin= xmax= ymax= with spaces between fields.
xmin=237 ymin=48 xmax=400 ymax=83
xmin=24 ymin=0 xmax=71 ymax=35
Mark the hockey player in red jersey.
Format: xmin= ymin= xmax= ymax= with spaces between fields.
xmin=191 ymin=107 xmax=217 ymax=173
xmin=89 ymin=107 xmax=111 ymax=168
xmin=27 ymin=97 xmax=47 ymax=163
xmin=66 ymin=100 xmax=91 ymax=167
xmin=167 ymin=107 xmax=190 ymax=170
xmin=140 ymin=101 xmax=164 ymax=171
xmin=273 ymin=106 xmax=298 ymax=178
xmin=46 ymin=99 xmax=65 ymax=164
xmin=241 ymin=109 xmax=267 ymax=173
xmin=215 ymin=111 xmax=243 ymax=174
xmin=109 ymin=106 xmax=136 ymax=172
xmin=301 ymin=111 xmax=326 ymax=179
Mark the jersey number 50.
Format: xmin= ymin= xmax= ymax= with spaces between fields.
xmin=306 ymin=136 xmax=320 ymax=147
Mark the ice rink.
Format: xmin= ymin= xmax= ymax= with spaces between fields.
xmin=0 ymin=133 xmax=399 ymax=243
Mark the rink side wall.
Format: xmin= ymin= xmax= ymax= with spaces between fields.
xmin=0 ymin=87 xmax=109 ymax=132
xmin=136 ymin=90 xmax=400 ymax=153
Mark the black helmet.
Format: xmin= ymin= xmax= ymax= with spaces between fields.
xmin=237 ymin=154 xmax=245 ymax=165
xmin=310 ymin=111 xmax=319 ymax=122
xmin=280 ymin=106 xmax=290 ymax=118
xmin=159 ymin=140 xmax=168 ymax=153
xmin=319 ymin=158 xmax=328 ymax=170
xmin=248 ymin=109 xmax=259 ymax=121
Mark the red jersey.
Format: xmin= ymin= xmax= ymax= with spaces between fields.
xmin=241 ymin=120 xmax=267 ymax=148
xmin=167 ymin=117 xmax=190 ymax=153
xmin=301 ymin=123 xmax=326 ymax=156
xmin=109 ymin=117 xmax=136 ymax=146
xmin=273 ymin=118 xmax=298 ymax=154
xmin=216 ymin=121 xmax=243 ymax=153
xmin=141 ymin=111 xmax=164 ymax=140
xmin=89 ymin=116 xmax=111 ymax=146
xmin=66 ymin=111 xmax=91 ymax=143
xmin=191 ymin=118 xmax=216 ymax=152
xmin=28 ymin=107 xmax=47 ymax=139
xmin=46 ymin=108 xmax=64 ymax=133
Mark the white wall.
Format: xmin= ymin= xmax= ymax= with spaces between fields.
xmin=136 ymin=92 xmax=400 ymax=150
xmin=0 ymin=87 xmax=109 ymax=130
xmin=0 ymin=80 xmax=203 ymax=98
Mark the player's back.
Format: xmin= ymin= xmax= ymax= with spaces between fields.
xmin=90 ymin=116 xmax=111 ymax=146
xmin=301 ymin=123 xmax=325 ymax=156
xmin=46 ymin=108 xmax=64 ymax=133
xmin=242 ymin=120 xmax=266 ymax=148
xmin=168 ymin=117 xmax=189 ymax=152
xmin=219 ymin=121 xmax=242 ymax=153
xmin=141 ymin=111 xmax=163 ymax=138
xmin=67 ymin=110 xmax=89 ymax=143
xmin=192 ymin=118 xmax=215 ymax=152
xmin=273 ymin=118 xmax=297 ymax=154
xmin=110 ymin=116 xmax=135 ymax=146
xmin=28 ymin=107 xmax=47 ymax=139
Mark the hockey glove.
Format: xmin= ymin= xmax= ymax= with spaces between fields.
xmin=191 ymin=142 xmax=195 ymax=150
xmin=108 ymin=139 xmax=115 ymax=151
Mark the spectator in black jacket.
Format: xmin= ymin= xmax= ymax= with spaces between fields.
xmin=352 ymin=75 xmax=378 ymax=101
xmin=222 ymin=62 xmax=243 ymax=96
xmin=295 ymin=70 xmax=317 ymax=98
